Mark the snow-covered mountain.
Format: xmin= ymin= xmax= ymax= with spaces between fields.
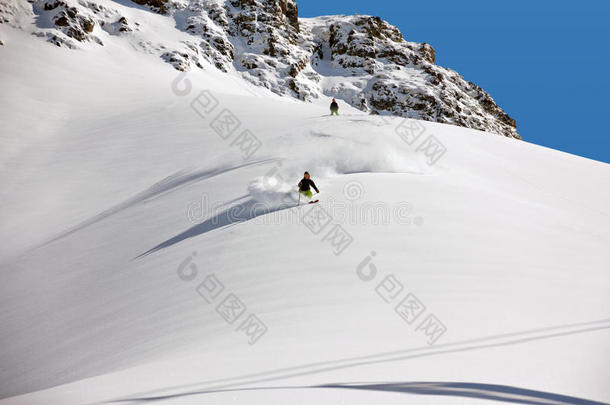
xmin=1 ymin=1 xmax=609 ymax=405
xmin=1 ymin=0 xmax=519 ymax=138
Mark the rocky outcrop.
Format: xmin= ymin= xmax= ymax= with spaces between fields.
xmin=309 ymin=15 xmax=518 ymax=138
xmin=131 ymin=0 xmax=168 ymax=14
xmin=155 ymin=2 xmax=518 ymax=138
xmin=7 ymin=0 xmax=519 ymax=138
xmin=25 ymin=0 xmax=108 ymax=47
xmin=46 ymin=1 xmax=96 ymax=42
xmin=169 ymin=0 xmax=312 ymax=95
xmin=100 ymin=16 xmax=137 ymax=35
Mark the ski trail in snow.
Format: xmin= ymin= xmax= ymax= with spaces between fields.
xmin=138 ymin=176 xmax=300 ymax=257
xmin=136 ymin=197 xmax=294 ymax=257
xmin=110 ymin=318 xmax=610 ymax=404
xmin=105 ymin=381 xmax=610 ymax=405
xmin=318 ymin=382 xmax=609 ymax=405
xmin=33 ymin=160 xmax=274 ymax=250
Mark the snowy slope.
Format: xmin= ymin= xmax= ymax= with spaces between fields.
xmin=1 ymin=11 xmax=610 ymax=405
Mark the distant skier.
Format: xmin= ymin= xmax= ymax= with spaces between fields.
xmin=298 ymin=171 xmax=320 ymax=202
xmin=330 ymin=98 xmax=339 ymax=116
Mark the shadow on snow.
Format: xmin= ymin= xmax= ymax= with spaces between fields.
xmin=137 ymin=196 xmax=298 ymax=257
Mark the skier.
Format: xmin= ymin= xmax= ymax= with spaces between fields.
xmin=330 ymin=98 xmax=339 ymax=116
xmin=298 ymin=171 xmax=320 ymax=203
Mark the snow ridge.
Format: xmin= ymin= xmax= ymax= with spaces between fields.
xmin=1 ymin=0 xmax=520 ymax=138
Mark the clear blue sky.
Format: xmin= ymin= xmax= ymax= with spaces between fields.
xmin=299 ymin=0 xmax=610 ymax=163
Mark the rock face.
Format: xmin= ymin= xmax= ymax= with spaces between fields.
xmin=305 ymin=16 xmax=518 ymax=138
xmin=131 ymin=0 xmax=169 ymax=14
xmin=180 ymin=4 xmax=518 ymax=138
xmin=42 ymin=1 xmax=96 ymax=43
xmin=1 ymin=0 xmax=519 ymax=138
xmin=2 ymin=0 xmax=137 ymax=48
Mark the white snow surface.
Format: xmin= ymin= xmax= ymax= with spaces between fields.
xmin=1 ymin=13 xmax=610 ymax=405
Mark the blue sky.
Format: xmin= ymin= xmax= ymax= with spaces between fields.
xmin=299 ymin=0 xmax=610 ymax=163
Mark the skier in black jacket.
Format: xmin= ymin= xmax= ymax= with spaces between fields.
xmin=330 ymin=98 xmax=339 ymax=116
xmin=298 ymin=171 xmax=319 ymax=200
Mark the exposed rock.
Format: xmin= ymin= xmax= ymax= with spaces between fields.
xmin=305 ymin=15 xmax=518 ymax=138
xmin=100 ymin=15 xmax=137 ymax=35
xmin=419 ymin=43 xmax=435 ymax=64
xmin=14 ymin=0 xmax=519 ymax=138
xmin=161 ymin=42 xmax=205 ymax=71
xmin=116 ymin=16 xmax=131 ymax=32
xmin=131 ymin=0 xmax=168 ymax=14
xmin=27 ymin=0 xmax=103 ymax=46
xmin=33 ymin=30 xmax=80 ymax=48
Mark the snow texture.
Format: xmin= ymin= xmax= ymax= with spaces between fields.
xmin=1 ymin=2 xmax=609 ymax=405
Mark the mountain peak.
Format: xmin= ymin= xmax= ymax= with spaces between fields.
xmin=1 ymin=0 xmax=519 ymax=138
